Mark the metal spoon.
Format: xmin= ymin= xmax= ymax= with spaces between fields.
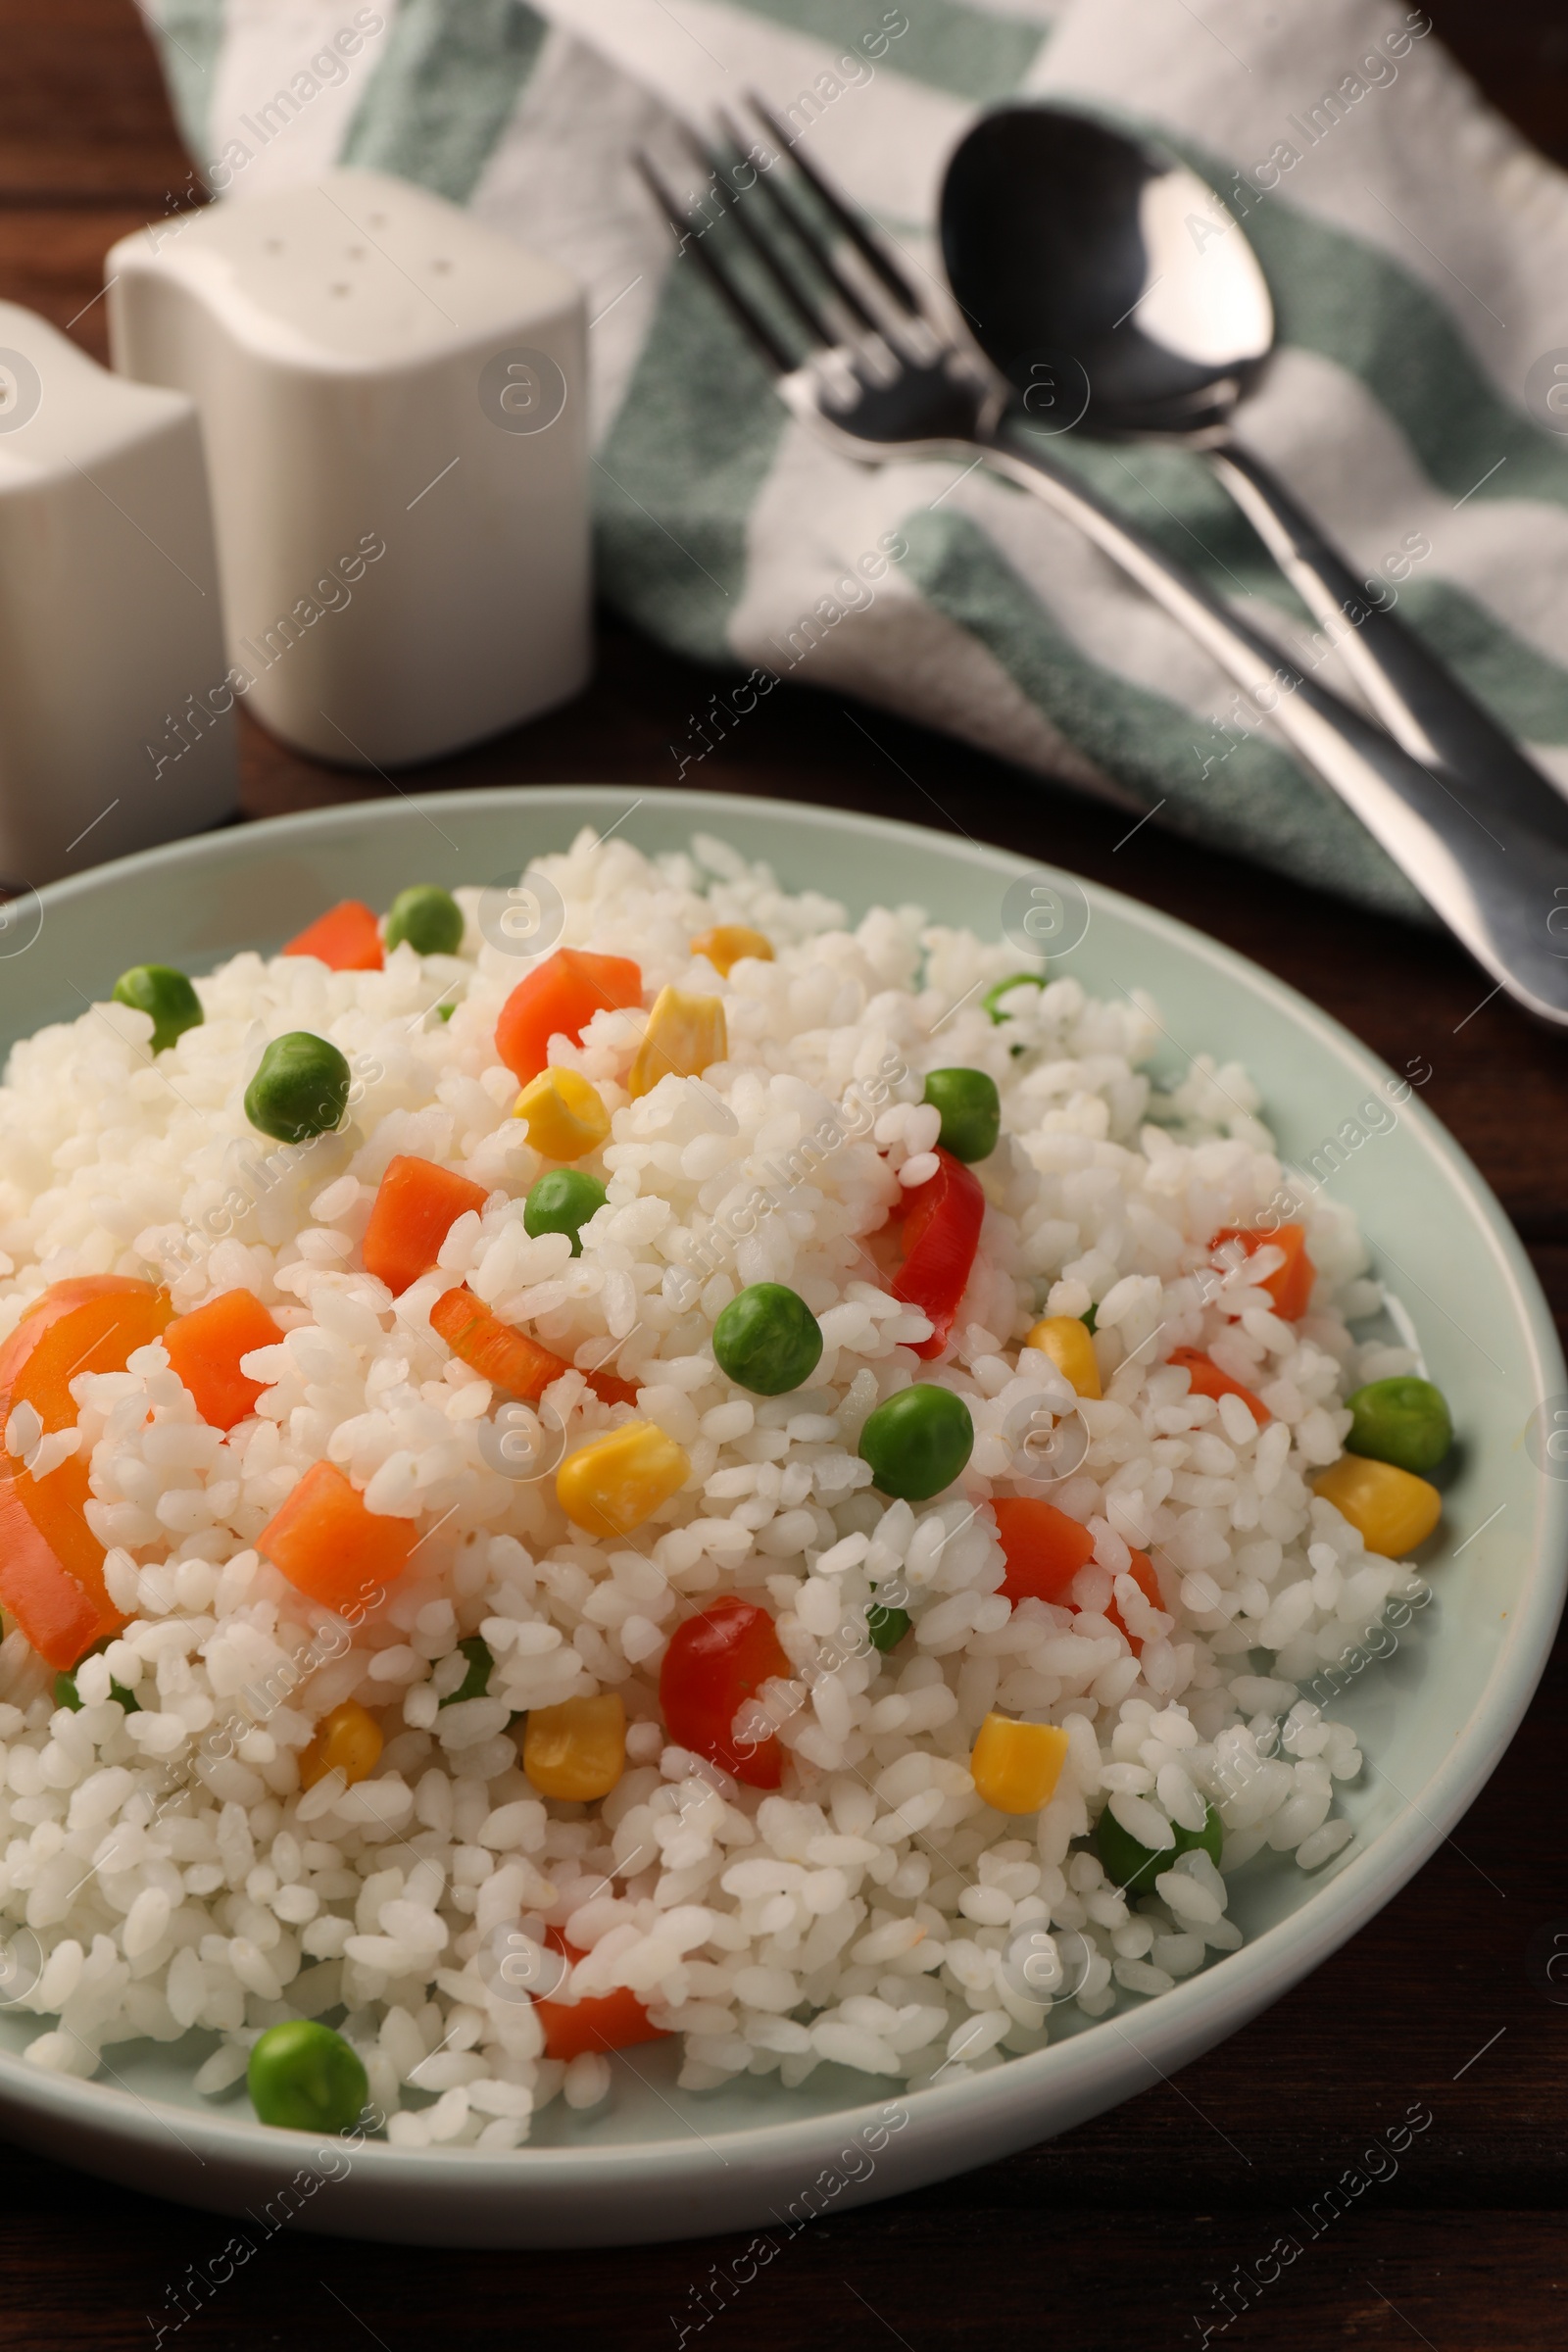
xmin=939 ymin=104 xmax=1566 ymax=843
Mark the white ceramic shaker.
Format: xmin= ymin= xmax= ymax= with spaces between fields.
xmin=0 ymin=301 xmax=236 ymax=885
xmin=106 ymin=170 xmax=590 ymax=769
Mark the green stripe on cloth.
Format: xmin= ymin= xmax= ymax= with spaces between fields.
xmin=593 ymin=264 xmax=788 ymax=663
xmin=721 ymin=0 xmax=1047 ymax=104
xmin=148 ymin=0 xmax=228 ymax=157
xmin=340 ymin=0 xmax=549 ymax=204
xmin=1397 ymin=580 xmax=1568 ymax=747
xmin=896 ymin=503 xmax=1426 ymax=918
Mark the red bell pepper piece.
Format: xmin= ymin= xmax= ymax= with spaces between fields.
xmin=1210 ymin=1222 xmax=1314 ymax=1321
xmin=660 ymin=1597 xmax=792 ymax=1788
xmin=1166 ymin=1346 xmax=1270 ymax=1426
xmin=281 ymin=900 xmax=384 ymax=972
xmin=891 ymin=1148 xmax=985 ymax=1361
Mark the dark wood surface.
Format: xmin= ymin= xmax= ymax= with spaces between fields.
xmin=4 ymin=3 xmax=1568 ymax=2343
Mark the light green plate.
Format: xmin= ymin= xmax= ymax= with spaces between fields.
xmin=0 ymin=785 xmax=1560 ymax=2245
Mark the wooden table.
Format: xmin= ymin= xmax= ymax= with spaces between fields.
xmin=4 ymin=5 xmax=1568 ymax=2343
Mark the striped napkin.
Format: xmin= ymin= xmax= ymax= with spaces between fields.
xmin=147 ymin=0 xmax=1568 ymax=913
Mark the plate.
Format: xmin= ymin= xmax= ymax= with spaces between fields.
xmin=0 ymin=783 xmax=1560 ymax=2246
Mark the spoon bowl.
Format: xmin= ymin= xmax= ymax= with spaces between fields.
xmin=940 ymin=106 xmax=1272 ymax=438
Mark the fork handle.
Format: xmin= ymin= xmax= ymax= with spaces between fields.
xmin=1208 ymin=437 xmax=1562 ymax=838
xmin=975 ymin=421 xmax=1568 ymax=1027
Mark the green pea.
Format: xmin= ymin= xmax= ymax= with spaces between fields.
xmin=1093 ymin=1798 xmax=1223 ymax=1898
xmin=1081 ymin=1304 xmax=1098 ymax=1336
xmin=524 ymin=1168 xmax=608 ymax=1256
xmin=922 ymin=1067 xmax=1001 ymax=1163
xmin=244 ymin=1032 xmax=352 ymax=1144
xmin=866 ymin=1601 xmax=910 ymax=1652
xmin=1345 ymin=1376 xmax=1452 ymax=1476
xmin=248 ymin=2019 xmax=368 ymax=2134
xmin=858 ymin=1383 xmax=974 ymax=1500
xmin=982 ymin=972 xmax=1046 ymax=1023
xmin=55 ymin=1669 xmax=140 ymax=1714
xmin=385 ymin=885 xmax=465 ymax=958
xmin=440 ymin=1634 xmax=493 ymax=1707
xmin=712 ymin=1283 xmax=824 ymax=1396
xmin=112 ymin=964 xmax=203 ymax=1056
xmin=54 ymin=1638 xmax=139 ymax=1715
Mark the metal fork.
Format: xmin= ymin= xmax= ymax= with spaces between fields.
xmin=638 ymin=105 xmax=1568 ymax=1030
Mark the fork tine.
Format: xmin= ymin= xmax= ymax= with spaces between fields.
xmin=745 ymin=93 xmax=927 ymax=317
xmin=711 ymin=110 xmax=881 ymax=337
xmin=633 ymin=152 xmax=795 ymax=375
xmin=671 ymin=122 xmax=846 ymax=352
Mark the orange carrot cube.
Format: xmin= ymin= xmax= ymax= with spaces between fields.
xmin=258 ymin=1460 xmax=416 ymax=1613
xmin=991 ymin=1496 xmax=1096 ymax=1607
xmin=363 ymin=1155 xmax=489 ymax=1297
xmin=1105 ymin=1549 xmax=1164 ymax=1655
xmin=1210 ymin=1222 xmax=1314 ymax=1321
xmin=0 ymin=1276 xmax=172 ymax=1667
xmin=534 ymin=1934 xmax=668 ymax=2061
xmin=281 ymin=900 xmax=384 ymax=972
xmin=494 ymin=949 xmax=642 ymax=1085
xmin=165 ymin=1288 xmax=284 ymax=1431
xmin=1166 ymin=1346 xmax=1270 ymax=1426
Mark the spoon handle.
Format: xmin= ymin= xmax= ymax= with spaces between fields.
xmin=1209 ymin=439 xmax=1564 ymax=839
xmin=977 ymin=418 xmax=1568 ymax=1027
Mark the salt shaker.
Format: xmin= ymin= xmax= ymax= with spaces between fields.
xmin=0 ymin=301 xmax=236 ymax=885
xmin=107 ymin=170 xmax=590 ymax=770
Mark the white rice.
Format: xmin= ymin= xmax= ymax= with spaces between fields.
xmin=0 ymin=826 xmax=1430 ymax=2144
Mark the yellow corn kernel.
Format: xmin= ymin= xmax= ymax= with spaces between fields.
xmin=1314 ymin=1455 xmax=1441 ymax=1558
xmin=513 ymin=1065 xmax=611 ymax=1161
xmin=1023 ymin=1314 xmax=1102 ymax=1400
xmin=557 ymin=1419 xmax=691 ymax=1538
xmin=523 ymin=1691 xmax=627 ymax=1801
xmin=626 ymin=985 xmax=727 ymax=1101
xmin=299 ymin=1699 xmax=383 ymax=1791
xmin=969 ymin=1713 xmax=1070 ymax=1815
xmin=691 ymin=924 xmax=773 ymax=978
